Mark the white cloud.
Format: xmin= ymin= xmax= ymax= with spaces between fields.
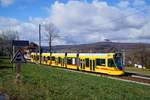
xmin=48 ymin=0 xmax=150 ymax=44
xmin=0 ymin=17 xmax=39 ymax=43
xmin=0 ymin=0 xmax=150 ymax=46
xmin=0 ymin=0 xmax=14 ymax=6
xmin=0 ymin=16 xmax=19 ymax=26
xmin=0 ymin=16 xmax=65 ymax=46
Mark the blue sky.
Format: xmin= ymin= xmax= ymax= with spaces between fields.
xmin=1 ymin=0 xmax=149 ymax=21
xmin=0 ymin=0 xmax=53 ymax=21
xmin=0 ymin=0 xmax=150 ymax=45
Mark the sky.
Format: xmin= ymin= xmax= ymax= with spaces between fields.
xmin=0 ymin=0 xmax=150 ymax=46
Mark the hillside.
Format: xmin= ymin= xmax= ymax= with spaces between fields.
xmin=42 ymin=42 xmax=150 ymax=53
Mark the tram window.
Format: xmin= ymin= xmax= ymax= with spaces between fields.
xmin=90 ymin=60 xmax=92 ymax=70
xmin=67 ymin=58 xmax=72 ymax=64
xmin=43 ymin=56 xmax=46 ymax=61
xmin=52 ymin=56 xmax=55 ymax=61
xmin=36 ymin=55 xmax=39 ymax=60
xmin=93 ymin=60 xmax=95 ymax=70
xmin=85 ymin=58 xmax=89 ymax=67
xmin=62 ymin=59 xmax=64 ymax=66
xmin=47 ymin=56 xmax=50 ymax=60
xmin=72 ymin=58 xmax=76 ymax=65
xmin=96 ymin=59 xmax=105 ymax=66
xmin=55 ymin=57 xmax=58 ymax=62
xmin=108 ymin=59 xmax=115 ymax=67
xmin=58 ymin=57 xmax=61 ymax=63
xmin=33 ymin=55 xmax=35 ymax=59
xmin=80 ymin=59 xmax=82 ymax=67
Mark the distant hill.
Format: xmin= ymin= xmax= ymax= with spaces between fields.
xmin=42 ymin=42 xmax=150 ymax=53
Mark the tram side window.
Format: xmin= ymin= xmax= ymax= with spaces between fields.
xmin=96 ymin=59 xmax=105 ymax=66
xmin=108 ymin=59 xmax=115 ymax=67
xmin=36 ymin=55 xmax=39 ymax=60
xmin=58 ymin=57 xmax=61 ymax=63
xmin=33 ymin=55 xmax=35 ymax=59
xmin=72 ymin=58 xmax=76 ymax=65
xmin=33 ymin=55 xmax=35 ymax=60
xmin=43 ymin=56 xmax=46 ymax=61
xmin=67 ymin=58 xmax=72 ymax=64
xmin=52 ymin=56 xmax=55 ymax=61
xmin=47 ymin=56 xmax=50 ymax=60
xmin=85 ymin=58 xmax=89 ymax=67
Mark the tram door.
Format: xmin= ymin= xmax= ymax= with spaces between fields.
xmin=89 ymin=60 xmax=95 ymax=71
xmin=85 ymin=58 xmax=91 ymax=71
xmin=83 ymin=59 xmax=85 ymax=69
xmin=58 ymin=57 xmax=61 ymax=66
xmin=61 ymin=58 xmax=64 ymax=67
xmin=80 ymin=59 xmax=83 ymax=69
xmin=90 ymin=60 xmax=92 ymax=70
xmin=80 ymin=59 xmax=85 ymax=70
xmin=93 ymin=60 xmax=95 ymax=71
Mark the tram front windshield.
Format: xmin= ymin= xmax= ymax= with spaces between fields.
xmin=114 ymin=53 xmax=123 ymax=70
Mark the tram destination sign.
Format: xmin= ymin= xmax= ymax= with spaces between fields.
xmin=12 ymin=40 xmax=29 ymax=47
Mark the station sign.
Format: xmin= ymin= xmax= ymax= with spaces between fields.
xmin=11 ymin=50 xmax=26 ymax=63
xmin=12 ymin=40 xmax=29 ymax=46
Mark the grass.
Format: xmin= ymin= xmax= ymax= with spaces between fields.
xmin=0 ymin=58 xmax=150 ymax=100
xmin=125 ymin=67 xmax=150 ymax=76
xmin=0 ymin=57 xmax=12 ymax=69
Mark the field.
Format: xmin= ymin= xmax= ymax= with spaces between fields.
xmin=125 ymin=67 xmax=150 ymax=76
xmin=0 ymin=58 xmax=150 ymax=100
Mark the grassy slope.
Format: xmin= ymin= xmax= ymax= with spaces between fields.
xmin=125 ymin=67 xmax=150 ymax=76
xmin=0 ymin=62 xmax=150 ymax=100
xmin=0 ymin=58 xmax=12 ymax=68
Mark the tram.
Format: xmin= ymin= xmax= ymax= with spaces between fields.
xmin=31 ymin=52 xmax=124 ymax=75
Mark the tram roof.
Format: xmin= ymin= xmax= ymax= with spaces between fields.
xmin=31 ymin=52 xmax=114 ymax=56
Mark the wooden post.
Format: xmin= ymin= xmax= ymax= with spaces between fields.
xmin=15 ymin=63 xmax=21 ymax=82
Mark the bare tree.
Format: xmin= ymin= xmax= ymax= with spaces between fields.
xmin=44 ymin=23 xmax=59 ymax=65
xmin=0 ymin=30 xmax=19 ymax=56
xmin=0 ymin=30 xmax=19 ymax=41
xmin=131 ymin=43 xmax=150 ymax=69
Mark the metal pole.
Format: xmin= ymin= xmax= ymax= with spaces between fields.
xmin=49 ymin=33 xmax=52 ymax=65
xmin=39 ymin=24 xmax=41 ymax=64
xmin=123 ymin=49 xmax=125 ymax=67
xmin=12 ymin=45 xmax=15 ymax=71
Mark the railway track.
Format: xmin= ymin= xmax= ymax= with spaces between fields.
xmin=121 ymin=72 xmax=150 ymax=84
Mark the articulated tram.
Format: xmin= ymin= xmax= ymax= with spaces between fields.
xmin=31 ymin=52 xmax=124 ymax=75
